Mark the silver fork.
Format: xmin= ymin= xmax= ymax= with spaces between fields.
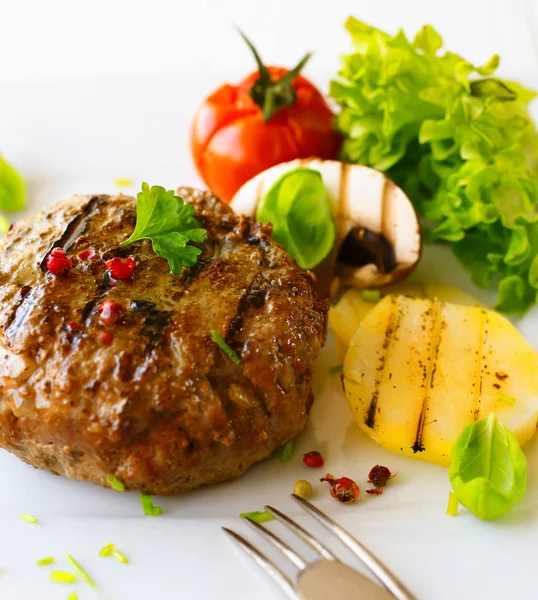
xmin=223 ymin=494 xmax=416 ymax=600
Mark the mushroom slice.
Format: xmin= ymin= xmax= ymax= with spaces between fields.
xmin=231 ymin=158 xmax=422 ymax=295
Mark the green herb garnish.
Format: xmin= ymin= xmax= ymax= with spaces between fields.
xmin=449 ymin=413 xmax=527 ymax=520
xmin=99 ymin=544 xmax=128 ymax=564
xmin=66 ymin=554 xmax=96 ymax=589
xmin=106 ymin=475 xmax=125 ymax=492
xmin=99 ymin=544 xmax=115 ymax=557
xmin=20 ymin=514 xmax=38 ymax=524
xmin=497 ymin=392 xmax=516 ymax=406
xmin=257 ymin=168 xmax=335 ymax=270
xmin=332 ymin=19 xmax=538 ymax=315
xmin=210 ymin=330 xmax=241 ymax=365
xmin=140 ymin=493 xmax=162 ymax=517
xmin=280 ymin=441 xmax=294 ymax=463
xmin=446 ymin=491 xmax=459 ymax=517
xmin=0 ymin=155 xmax=25 ymax=214
xmin=240 ymin=511 xmax=275 ymax=524
xmin=360 ymin=289 xmax=381 ymax=303
xmin=37 ymin=557 xmax=55 ymax=566
xmin=328 ymin=364 xmax=344 ymax=374
xmin=112 ymin=549 xmax=129 ymax=565
xmin=121 ymin=183 xmax=206 ymax=274
xmin=49 ymin=571 xmax=77 ymax=584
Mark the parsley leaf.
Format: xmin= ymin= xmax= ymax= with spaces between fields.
xmin=121 ymin=183 xmax=206 ymax=274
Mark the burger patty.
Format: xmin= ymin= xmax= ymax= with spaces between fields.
xmin=0 ymin=187 xmax=328 ymax=494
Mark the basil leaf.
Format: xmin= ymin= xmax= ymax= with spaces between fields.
xmin=256 ymin=168 xmax=335 ymax=270
xmin=121 ymin=183 xmax=206 ymax=274
xmin=0 ymin=155 xmax=25 ymax=212
xmin=449 ymin=413 xmax=527 ymax=520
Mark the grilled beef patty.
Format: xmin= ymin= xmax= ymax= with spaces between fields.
xmin=0 ymin=187 xmax=328 ymax=494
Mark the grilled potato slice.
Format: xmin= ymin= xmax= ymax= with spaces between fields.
xmin=342 ymin=295 xmax=538 ymax=465
xmin=329 ymin=283 xmax=481 ymax=359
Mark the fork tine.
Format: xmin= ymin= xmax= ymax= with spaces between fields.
xmin=291 ymin=494 xmax=416 ymax=600
xmin=264 ymin=505 xmax=337 ymax=561
xmin=222 ymin=527 xmax=300 ymax=600
xmin=243 ymin=517 xmax=308 ymax=570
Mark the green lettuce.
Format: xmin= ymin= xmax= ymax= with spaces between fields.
xmin=331 ymin=19 xmax=538 ymax=314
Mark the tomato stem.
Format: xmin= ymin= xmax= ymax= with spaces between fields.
xmin=238 ymin=29 xmax=312 ymax=122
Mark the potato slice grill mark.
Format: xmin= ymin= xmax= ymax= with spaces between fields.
xmin=365 ymin=295 xmax=402 ymax=429
xmin=412 ymin=300 xmax=444 ymax=454
xmin=473 ymin=311 xmax=489 ymax=421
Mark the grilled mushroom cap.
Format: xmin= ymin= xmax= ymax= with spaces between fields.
xmin=231 ymin=158 xmax=422 ymax=297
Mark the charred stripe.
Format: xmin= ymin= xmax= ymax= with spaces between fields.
xmin=365 ymin=295 xmax=402 ymax=429
xmin=4 ymin=286 xmax=43 ymax=341
xmin=140 ymin=310 xmax=171 ymax=351
xmin=40 ymin=195 xmax=106 ymax=270
xmin=412 ymin=301 xmax=443 ymax=454
xmin=473 ymin=312 xmax=489 ymax=421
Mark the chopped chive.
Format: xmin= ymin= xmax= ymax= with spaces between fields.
xmin=360 ymin=289 xmax=381 ymax=303
xmin=99 ymin=543 xmax=128 ymax=564
xmin=140 ymin=493 xmax=162 ymax=517
xmin=112 ymin=550 xmax=129 ymax=565
xmin=446 ymin=491 xmax=459 ymax=517
xmin=114 ymin=178 xmax=133 ymax=187
xmin=106 ymin=475 xmax=125 ymax=492
xmin=50 ymin=571 xmax=77 ymax=584
xmin=497 ymin=392 xmax=516 ymax=406
xmin=240 ymin=511 xmax=275 ymax=524
xmin=99 ymin=544 xmax=115 ymax=557
xmin=68 ymin=593 xmax=79 ymax=600
xmin=328 ymin=364 xmax=343 ymax=374
xmin=210 ymin=330 xmax=241 ymax=365
xmin=20 ymin=514 xmax=38 ymax=524
xmin=37 ymin=557 xmax=55 ymax=566
xmin=280 ymin=440 xmax=294 ymax=463
xmin=66 ymin=554 xmax=96 ymax=589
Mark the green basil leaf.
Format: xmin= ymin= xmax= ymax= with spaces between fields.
xmin=449 ymin=413 xmax=527 ymax=520
xmin=0 ymin=156 xmax=26 ymax=212
xmin=256 ymin=168 xmax=335 ymax=270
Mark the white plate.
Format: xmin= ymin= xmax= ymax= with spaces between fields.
xmin=1 ymin=73 xmax=538 ymax=600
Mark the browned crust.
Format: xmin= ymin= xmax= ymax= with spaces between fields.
xmin=0 ymin=188 xmax=328 ymax=494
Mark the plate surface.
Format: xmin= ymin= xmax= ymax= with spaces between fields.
xmin=1 ymin=73 xmax=538 ymax=600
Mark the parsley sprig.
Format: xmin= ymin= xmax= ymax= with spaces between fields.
xmin=121 ymin=183 xmax=207 ymax=274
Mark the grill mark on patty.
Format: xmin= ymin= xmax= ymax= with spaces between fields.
xmin=4 ymin=286 xmax=45 ymax=342
xmin=140 ymin=310 xmax=171 ymax=351
xmin=178 ymin=257 xmax=210 ymax=286
xmin=227 ymin=276 xmax=267 ymax=339
xmin=40 ymin=195 xmax=107 ymax=270
xmin=4 ymin=285 xmax=32 ymax=329
xmin=131 ymin=299 xmax=157 ymax=312
xmin=365 ymin=295 xmax=402 ymax=429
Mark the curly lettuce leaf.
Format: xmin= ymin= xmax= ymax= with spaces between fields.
xmin=331 ymin=18 xmax=538 ymax=314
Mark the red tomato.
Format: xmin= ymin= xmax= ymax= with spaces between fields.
xmin=191 ymin=37 xmax=341 ymax=203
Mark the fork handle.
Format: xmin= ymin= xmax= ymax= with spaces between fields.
xmin=297 ymin=560 xmax=396 ymax=600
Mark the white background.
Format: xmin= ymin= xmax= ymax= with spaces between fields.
xmin=1 ymin=0 xmax=538 ymax=83
xmin=2 ymin=1 xmax=538 ymax=600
